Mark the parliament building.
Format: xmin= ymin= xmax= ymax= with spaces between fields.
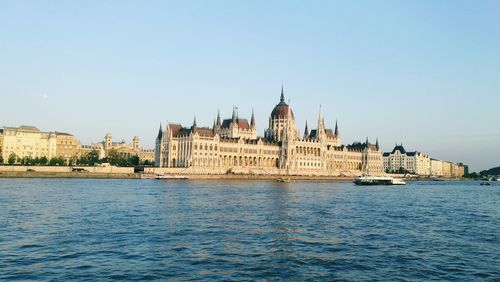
xmin=154 ymin=87 xmax=384 ymax=176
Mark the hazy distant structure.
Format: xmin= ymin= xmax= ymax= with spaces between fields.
xmin=154 ymin=86 xmax=384 ymax=176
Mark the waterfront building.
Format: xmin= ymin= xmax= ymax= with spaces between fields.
xmin=431 ymin=159 xmax=443 ymax=176
xmin=80 ymin=143 xmax=106 ymax=160
xmin=55 ymin=132 xmax=82 ymax=164
xmin=0 ymin=126 xmax=57 ymax=163
xmin=0 ymin=125 xmax=83 ymax=165
xmin=154 ymin=87 xmax=385 ymax=176
xmin=90 ymin=133 xmax=154 ymax=163
xmin=382 ymin=144 xmax=431 ymax=175
xmin=383 ymin=145 xmax=466 ymax=177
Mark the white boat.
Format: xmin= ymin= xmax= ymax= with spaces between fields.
xmin=155 ymin=174 xmax=188 ymax=180
xmin=354 ymin=176 xmax=406 ymax=186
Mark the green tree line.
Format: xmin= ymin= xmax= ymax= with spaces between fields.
xmin=2 ymin=149 xmax=153 ymax=167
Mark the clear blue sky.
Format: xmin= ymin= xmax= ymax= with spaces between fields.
xmin=1 ymin=1 xmax=499 ymax=171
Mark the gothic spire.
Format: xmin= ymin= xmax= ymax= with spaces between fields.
xmin=232 ymin=106 xmax=237 ymax=122
xmin=251 ymin=108 xmax=256 ymax=127
xmin=157 ymin=123 xmax=163 ymax=140
xmin=376 ymin=137 xmax=379 ymax=150
xmin=216 ymin=109 xmax=221 ymax=127
xmin=334 ymin=119 xmax=339 ymax=137
xmin=192 ymin=116 xmax=197 ymax=131
xmin=304 ymin=120 xmax=309 ymax=139
xmin=366 ymin=136 xmax=369 ymax=145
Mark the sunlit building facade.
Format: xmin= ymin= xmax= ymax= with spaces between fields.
xmin=155 ymin=87 xmax=385 ymax=176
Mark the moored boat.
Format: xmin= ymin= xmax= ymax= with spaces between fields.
xmin=276 ymin=177 xmax=291 ymax=183
xmin=354 ymin=176 xmax=406 ymax=186
xmin=155 ymin=174 xmax=188 ymax=180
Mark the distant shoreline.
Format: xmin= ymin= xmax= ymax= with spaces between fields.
xmin=0 ymin=171 xmax=468 ymax=182
xmin=0 ymin=171 xmax=353 ymax=181
xmin=0 ymin=171 xmax=140 ymax=179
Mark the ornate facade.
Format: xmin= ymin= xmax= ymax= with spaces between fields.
xmin=81 ymin=133 xmax=154 ymax=163
xmin=155 ymin=87 xmax=385 ymax=176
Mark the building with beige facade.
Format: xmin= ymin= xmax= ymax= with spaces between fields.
xmin=55 ymin=132 xmax=82 ymax=164
xmin=0 ymin=125 xmax=83 ymax=164
xmin=154 ymin=87 xmax=385 ymax=176
xmin=383 ymin=144 xmax=466 ymax=177
xmin=383 ymin=144 xmax=431 ymax=175
xmin=0 ymin=126 xmax=57 ymax=163
xmin=80 ymin=133 xmax=154 ymax=163
xmin=430 ymin=159 xmax=443 ymax=176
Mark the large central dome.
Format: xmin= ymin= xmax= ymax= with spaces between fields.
xmin=271 ymin=87 xmax=295 ymax=119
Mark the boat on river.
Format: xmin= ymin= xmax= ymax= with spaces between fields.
xmin=354 ymin=176 xmax=406 ymax=186
xmin=155 ymin=174 xmax=188 ymax=180
xmin=276 ymin=177 xmax=291 ymax=183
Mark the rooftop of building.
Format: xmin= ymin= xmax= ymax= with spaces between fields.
xmin=221 ymin=118 xmax=251 ymax=130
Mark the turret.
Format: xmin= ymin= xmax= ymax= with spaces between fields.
xmin=192 ymin=116 xmax=197 ymax=132
xmin=216 ymin=109 xmax=221 ymax=128
xmin=132 ymin=136 xmax=140 ymax=149
xmin=334 ymin=120 xmax=339 ymax=138
xmin=304 ymin=121 xmax=309 ymax=139
xmin=250 ymin=108 xmax=256 ymax=128
xmin=104 ymin=133 xmax=112 ymax=148
xmin=156 ymin=123 xmax=163 ymax=140
xmin=316 ymin=106 xmax=325 ymax=140
xmin=232 ymin=106 xmax=238 ymax=126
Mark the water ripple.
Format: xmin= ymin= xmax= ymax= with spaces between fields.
xmin=0 ymin=179 xmax=499 ymax=281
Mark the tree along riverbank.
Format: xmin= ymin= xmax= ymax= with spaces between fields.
xmin=0 ymin=171 xmax=140 ymax=179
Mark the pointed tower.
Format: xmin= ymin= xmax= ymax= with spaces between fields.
xmin=156 ymin=123 xmax=163 ymax=140
xmin=192 ymin=116 xmax=197 ymax=132
xmin=216 ymin=109 xmax=221 ymax=128
xmin=251 ymin=108 xmax=256 ymax=128
xmin=365 ymin=136 xmax=369 ymax=145
xmin=316 ymin=105 xmax=325 ymax=140
xmin=232 ymin=106 xmax=237 ymax=124
xmin=304 ymin=121 xmax=309 ymax=139
xmin=375 ymin=137 xmax=379 ymax=150
xmin=334 ymin=120 xmax=339 ymax=137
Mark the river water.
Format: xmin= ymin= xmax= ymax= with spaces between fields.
xmin=0 ymin=179 xmax=499 ymax=281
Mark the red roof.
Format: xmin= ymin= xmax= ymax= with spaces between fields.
xmin=168 ymin=124 xmax=182 ymax=137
